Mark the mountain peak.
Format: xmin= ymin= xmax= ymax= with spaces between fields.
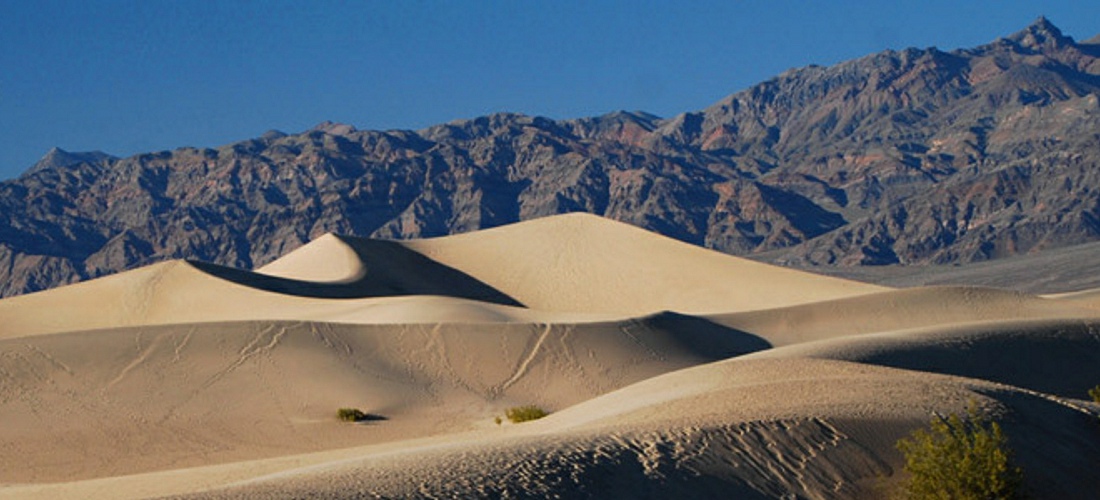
xmin=1006 ymin=16 xmax=1074 ymax=51
xmin=311 ymin=121 xmax=357 ymax=136
xmin=260 ymin=129 xmax=288 ymax=141
xmin=24 ymin=148 xmax=115 ymax=176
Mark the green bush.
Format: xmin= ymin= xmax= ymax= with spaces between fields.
xmin=895 ymin=406 xmax=1023 ymax=499
xmin=337 ymin=407 xmax=368 ymax=422
xmin=1089 ymin=385 xmax=1100 ymax=404
xmin=504 ymin=405 xmax=548 ymax=423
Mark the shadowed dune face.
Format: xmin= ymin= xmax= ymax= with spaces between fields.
xmin=189 ymin=254 xmax=522 ymax=302
xmin=746 ymin=318 xmax=1100 ymax=399
xmin=1 ymin=214 xmax=1099 ymax=499
xmin=242 ymin=236 xmax=523 ymax=304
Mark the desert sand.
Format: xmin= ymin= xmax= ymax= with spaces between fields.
xmin=0 ymin=213 xmax=1097 ymax=499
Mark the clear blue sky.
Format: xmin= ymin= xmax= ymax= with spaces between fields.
xmin=1 ymin=1 xmax=1097 ymax=178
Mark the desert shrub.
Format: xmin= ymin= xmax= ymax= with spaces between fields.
xmin=504 ymin=405 xmax=548 ymax=423
xmin=1089 ymin=385 xmax=1100 ymax=404
xmin=895 ymin=406 xmax=1023 ymax=499
xmin=337 ymin=407 xmax=368 ymax=422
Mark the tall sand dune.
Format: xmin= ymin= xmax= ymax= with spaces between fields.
xmin=400 ymin=212 xmax=886 ymax=314
xmin=0 ymin=213 xmax=886 ymax=338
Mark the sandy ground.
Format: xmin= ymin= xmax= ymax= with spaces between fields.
xmin=0 ymin=213 xmax=1097 ymax=499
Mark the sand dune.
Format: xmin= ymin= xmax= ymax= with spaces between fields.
xmin=709 ymin=285 xmax=1100 ymax=347
xmin=400 ymin=212 xmax=886 ymax=314
xmin=159 ymin=358 xmax=1100 ymax=499
xmin=1044 ymin=286 xmax=1100 ymax=310
xmin=1 ymin=213 xmax=1098 ymax=499
xmin=0 ymin=214 xmax=883 ymax=339
xmin=0 ymin=260 xmax=601 ymax=339
xmin=0 ymin=314 xmax=762 ymax=484
xmin=0 ymin=261 xmax=506 ymax=338
xmin=744 ymin=317 xmax=1100 ymax=399
xmin=255 ymin=233 xmax=367 ymax=283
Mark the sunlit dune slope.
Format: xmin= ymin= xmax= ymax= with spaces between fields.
xmin=166 ymin=357 xmax=1100 ymax=500
xmin=254 ymin=233 xmax=367 ymax=283
xmin=399 ymin=212 xmax=886 ymax=315
xmin=1044 ymin=286 xmax=1100 ymax=311
xmin=0 ymin=260 xmax=537 ymax=339
xmin=0 ymin=314 xmax=762 ymax=483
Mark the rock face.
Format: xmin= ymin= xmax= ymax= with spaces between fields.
xmin=2 ymin=18 xmax=1100 ymax=297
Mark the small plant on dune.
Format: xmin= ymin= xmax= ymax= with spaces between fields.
xmin=895 ymin=404 xmax=1023 ymax=500
xmin=1089 ymin=385 xmax=1100 ymax=404
xmin=337 ymin=407 xmax=368 ymax=422
xmin=504 ymin=405 xmax=548 ymax=423
xmin=337 ymin=408 xmax=386 ymax=423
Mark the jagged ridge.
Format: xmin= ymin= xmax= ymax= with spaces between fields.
xmin=1 ymin=18 xmax=1099 ymax=297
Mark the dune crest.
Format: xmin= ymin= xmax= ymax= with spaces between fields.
xmin=255 ymin=233 xmax=366 ymax=283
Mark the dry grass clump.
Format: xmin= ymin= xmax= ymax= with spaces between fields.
xmin=504 ymin=405 xmax=548 ymax=423
xmin=337 ymin=408 xmax=368 ymax=422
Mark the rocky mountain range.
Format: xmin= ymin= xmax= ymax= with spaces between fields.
xmin=2 ymin=18 xmax=1099 ymax=298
